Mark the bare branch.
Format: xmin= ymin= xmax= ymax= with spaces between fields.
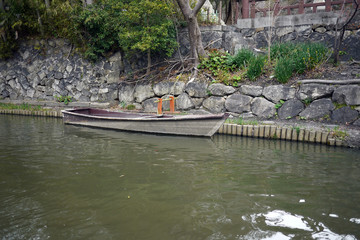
xmin=193 ymin=0 xmax=207 ymax=15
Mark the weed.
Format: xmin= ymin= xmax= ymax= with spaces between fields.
xmin=302 ymin=98 xmax=312 ymax=106
xmin=275 ymin=100 xmax=285 ymax=109
xmin=119 ymin=101 xmax=127 ymax=108
xmin=274 ymin=57 xmax=294 ymax=83
xmin=293 ymin=126 xmax=301 ymax=134
xmin=329 ymin=126 xmax=348 ymax=140
xmin=126 ymin=104 xmax=136 ymax=110
xmin=198 ymin=50 xmax=233 ymax=77
xmin=247 ymin=56 xmax=266 ymax=81
xmin=227 ymin=48 xmax=255 ymax=69
xmin=55 ymin=95 xmax=72 ymax=105
xmin=272 ymin=133 xmax=278 ymax=139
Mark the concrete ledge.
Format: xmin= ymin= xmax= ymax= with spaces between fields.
xmin=237 ymin=12 xmax=339 ymax=29
xmin=0 ymin=99 xmax=112 ymax=108
xmin=0 ymin=109 xmax=62 ymax=118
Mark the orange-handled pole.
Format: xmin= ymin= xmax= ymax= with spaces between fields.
xmin=169 ymin=96 xmax=175 ymax=113
xmin=157 ymin=98 xmax=163 ymax=115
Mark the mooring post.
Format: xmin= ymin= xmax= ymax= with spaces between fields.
xmin=169 ymin=96 xmax=175 ymax=113
xmin=157 ymin=98 xmax=163 ymax=115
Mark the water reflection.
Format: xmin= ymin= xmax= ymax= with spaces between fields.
xmin=0 ymin=115 xmax=359 ymax=239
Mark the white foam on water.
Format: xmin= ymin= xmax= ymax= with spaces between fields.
xmin=247 ymin=210 xmax=357 ymax=240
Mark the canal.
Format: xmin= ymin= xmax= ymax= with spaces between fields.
xmin=0 ymin=115 xmax=359 ymax=239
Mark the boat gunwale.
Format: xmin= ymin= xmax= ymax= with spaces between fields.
xmin=61 ymin=108 xmax=229 ymax=122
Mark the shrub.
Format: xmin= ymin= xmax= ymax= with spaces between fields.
xmin=271 ymin=42 xmax=329 ymax=83
xmin=198 ymin=50 xmax=232 ymax=76
xmin=274 ymin=57 xmax=294 ymax=83
xmin=247 ymin=55 xmax=266 ymax=81
xmin=227 ymin=48 xmax=255 ymax=69
xmin=270 ymin=42 xmax=296 ymax=60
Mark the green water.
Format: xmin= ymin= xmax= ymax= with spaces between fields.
xmin=0 ymin=115 xmax=359 ymax=240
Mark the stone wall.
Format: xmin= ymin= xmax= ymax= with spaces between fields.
xmin=0 ymin=39 xmax=145 ymax=103
xmin=1 ymin=25 xmax=360 ymax=127
xmin=177 ymin=24 xmax=360 ymax=61
xmin=119 ymin=81 xmax=360 ymax=126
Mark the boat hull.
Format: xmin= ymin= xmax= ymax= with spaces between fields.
xmin=62 ymin=108 xmax=229 ymax=137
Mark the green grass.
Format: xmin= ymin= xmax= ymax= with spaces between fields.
xmin=226 ymin=117 xmax=259 ymax=125
xmin=0 ymin=103 xmax=44 ymax=111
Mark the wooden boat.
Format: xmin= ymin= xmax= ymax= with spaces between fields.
xmin=61 ymin=108 xmax=229 ymax=137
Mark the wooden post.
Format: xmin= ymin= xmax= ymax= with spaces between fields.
xmin=325 ymin=0 xmax=331 ymax=12
xmin=274 ymin=0 xmax=281 ymax=16
xmin=242 ymin=0 xmax=249 ymax=18
xmin=299 ymin=0 xmax=305 ymax=14
xmin=250 ymin=1 xmax=256 ymax=18
xmin=169 ymin=96 xmax=175 ymax=113
xmin=207 ymin=8 xmax=210 ymax=23
xmin=157 ymin=98 xmax=163 ymax=115
xmin=235 ymin=0 xmax=239 ymax=22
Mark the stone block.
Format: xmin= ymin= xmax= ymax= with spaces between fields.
xmin=253 ymin=125 xmax=259 ymax=137
xmin=315 ymin=131 xmax=322 ymax=143
xmin=270 ymin=126 xmax=276 ymax=139
xmin=328 ymin=138 xmax=335 ymax=146
xmin=240 ymin=85 xmax=263 ymax=97
xmin=218 ymin=124 xmax=225 ymax=134
xmin=286 ymin=128 xmax=292 ymax=140
xmin=259 ymin=125 xmax=265 ymax=138
xmin=263 ymin=85 xmax=296 ymax=103
xmin=242 ymin=125 xmax=248 ymax=136
xmin=231 ymin=124 xmax=238 ymax=135
xmin=251 ymin=97 xmax=276 ymax=118
xmin=225 ymin=93 xmax=253 ymax=113
xmin=281 ymin=127 xmax=287 ymax=140
xmin=298 ymin=129 xmax=305 ymax=141
xmin=292 ymin=129 xmax=298 ymax=141
xmin=208 ymin=83 xmax=235 ymax=96
xmin=264 ymin=125 xmax=271 ymax=138
xmin=274 ymin=127 xmax=282 ymax=139
xmin=203 ymin=96 xmax=226 ymax=113
xmin=321 ymin=132 xmax=329 ymax=144
xmin=278 ymin=99 xmax=305 ymax=120
xmin=236 ymin=125 xmax=243 ymax=135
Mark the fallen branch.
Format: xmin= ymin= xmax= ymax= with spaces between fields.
xmin=204 ymin=38 xmax=222 ymax=50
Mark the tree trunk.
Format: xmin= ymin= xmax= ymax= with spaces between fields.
xmin=147 ymin=49 xmax=151 ymax=74
xmin=333 ymin=0 xmax=359 ymax=64
xmin=175 ymin=0 xmax=207 ymax=65
xmin=218 ymin=0 xmax=222 ymax=24
xmin=44 ymin=0 xmax=50 ymax=9
xmin=0 ymin=0 xmax=4 ymax=11
xmin=36 ymin=9 xmax=45 ymax=36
